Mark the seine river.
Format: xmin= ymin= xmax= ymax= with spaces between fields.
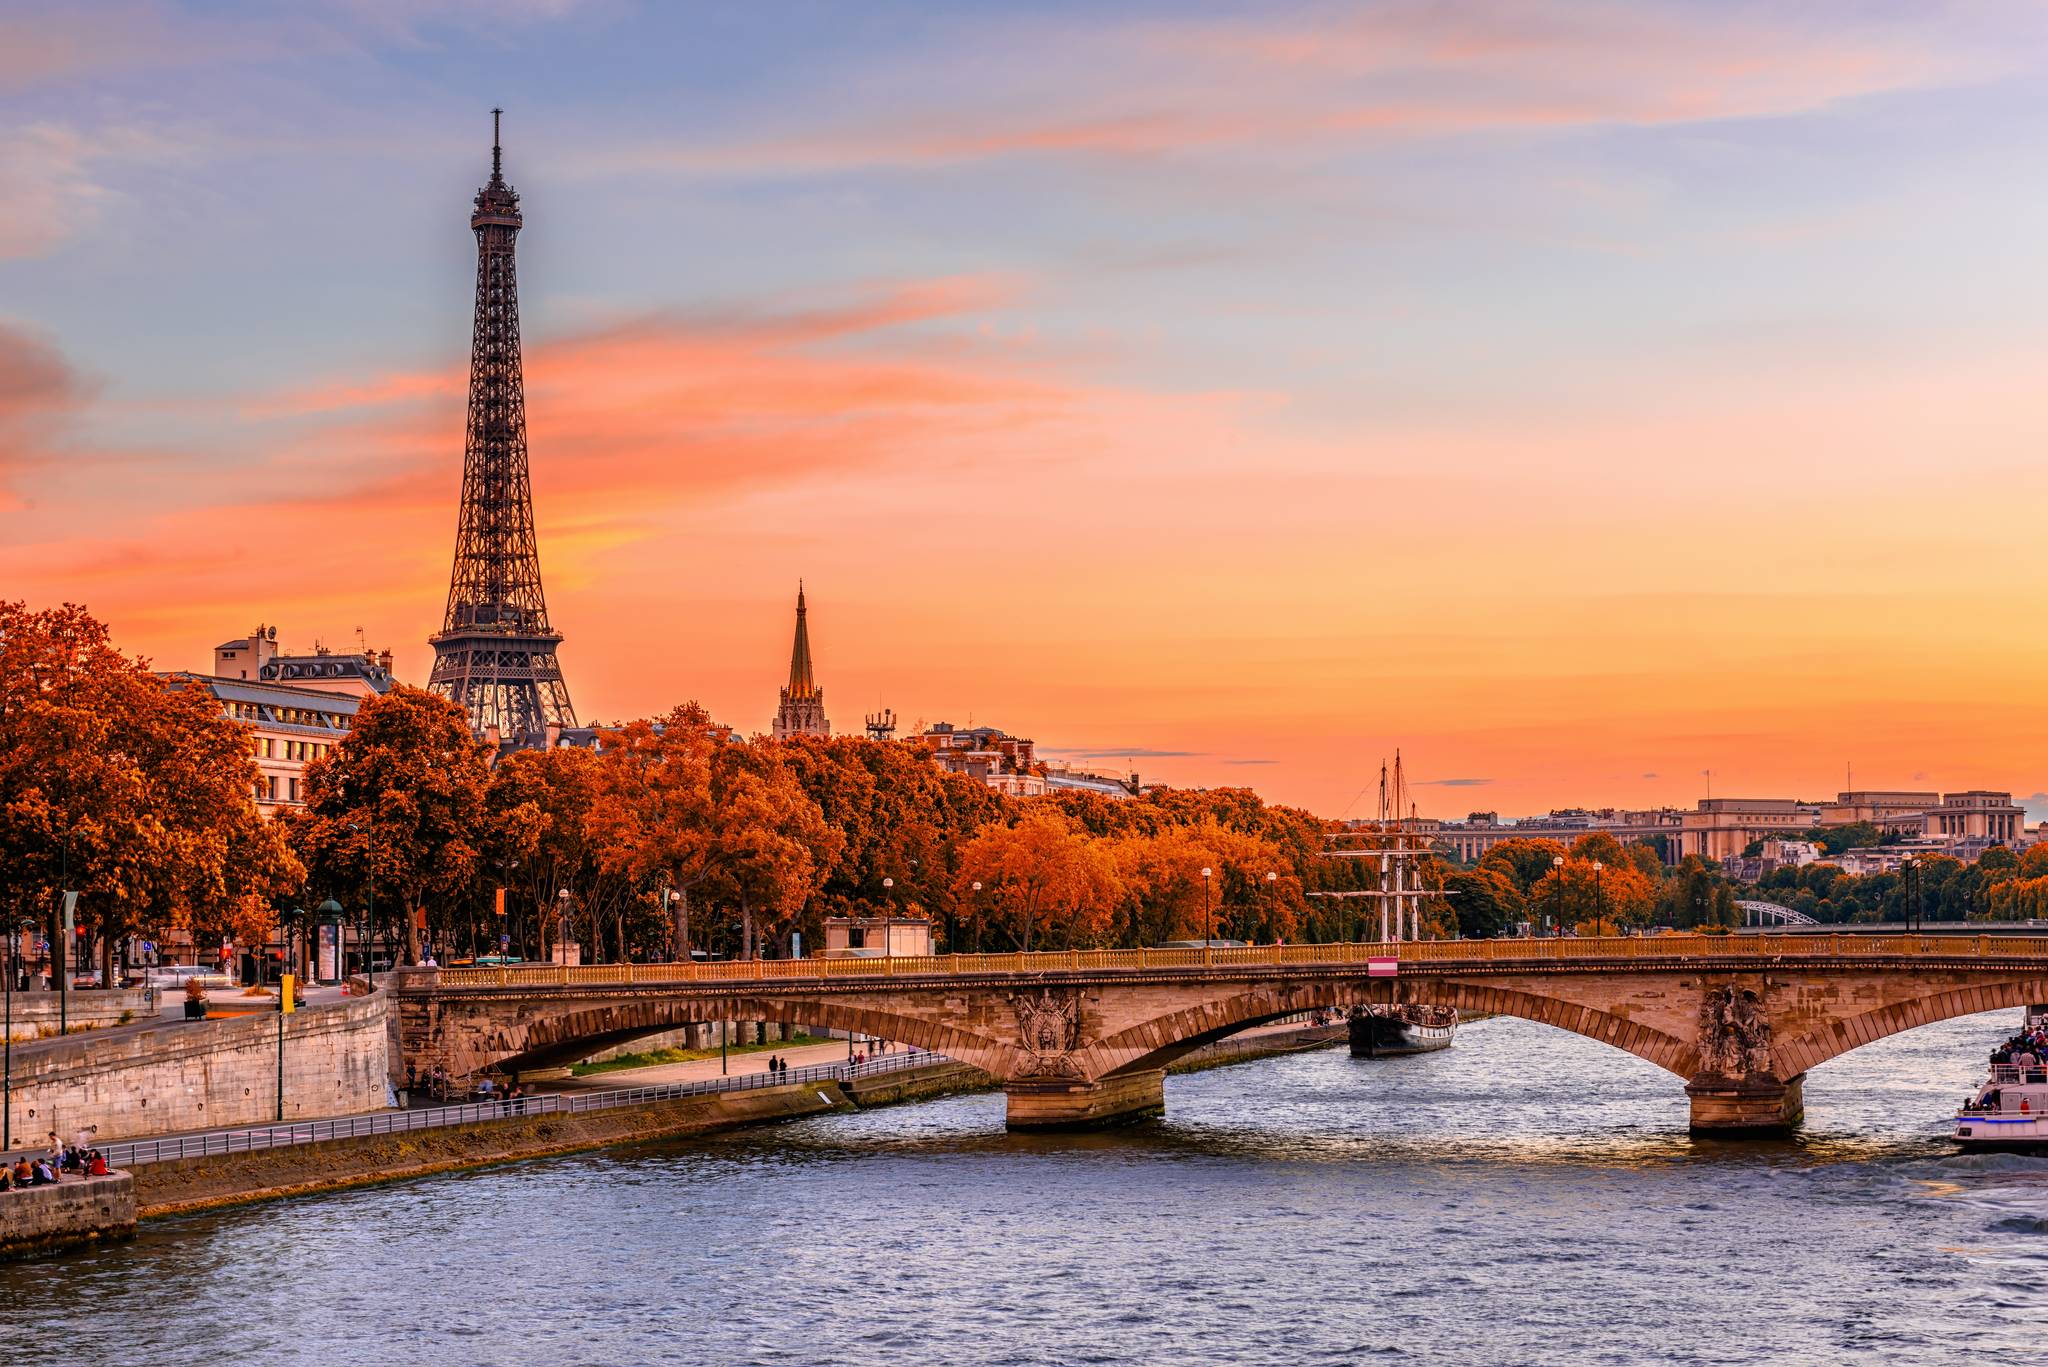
xmin=6 ymin=1011 xmax=2045 ymax=1366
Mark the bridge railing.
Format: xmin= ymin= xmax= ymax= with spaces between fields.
xmin=432 ymin=932 xmax=2048 ymax=989
xmin=97 ymin=1048 xmax=937 ymax=1169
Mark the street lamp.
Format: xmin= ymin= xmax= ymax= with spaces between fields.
xmin=1201 ymin=867 xmax=1214 ymax=965
xmin=556 ymin=888 xmax=572 ymax=966
xmin=970 ymin=881 xmax=983 ymax=956
xmin=3 ymin=915 xmax=21 ymax=1149
xmin=1263 ymin=870 xmax=1277 ymax=944
xmin=664 ymin=887 xmax=681 ymax=965
xmin=882 ymin=878 xmax=895 ymax=963
xmin=1592 ymin=861 xmax=1605 ymax=936
xmin=1551 ymin=855 xmax=1566 ymax=936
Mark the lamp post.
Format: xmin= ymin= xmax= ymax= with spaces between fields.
xmin=3 ymin=916 xmax=18 ymax=1150
xmin=970 ymin=881 xmax=983 ymax=955
xmin=1263 ymin=870 xmax=1277 ymax=945
xmin=275 ymin=905 xmax=303 ymax=1122
xmin=1551 ymin=855 xmax=1566 ymax=936
xmin=1201 ymin=867 xmax=1214 ymax=965
xmin=664 ymin=887 xmax=681 ymax=966
xmin=1593 ymin=861 xmax=1605 ymax=936
xmin=345 ymin=819 xmax=377 ymax=982
xmin=556 ymin=888 xmax=572 ymax=966
xmin=882 ymin=878 xmax=894 ymax=963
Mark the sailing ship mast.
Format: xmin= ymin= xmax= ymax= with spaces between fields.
xmin=1312 ymin=750 xmax=1450 ymax=942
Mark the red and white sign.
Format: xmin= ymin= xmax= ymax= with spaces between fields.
xmin=1368 ymin=957 xmax=1399 ymax=978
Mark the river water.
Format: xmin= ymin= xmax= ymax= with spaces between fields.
xmin=5 ymin=1010 xmax=2045 ymax=1366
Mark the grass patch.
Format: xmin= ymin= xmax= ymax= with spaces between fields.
xmin=571 ymin=1032 xmax=829 ymax=1077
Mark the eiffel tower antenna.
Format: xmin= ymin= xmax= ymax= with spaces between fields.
xmin=427 ymin=110 xmax=578 ymax=747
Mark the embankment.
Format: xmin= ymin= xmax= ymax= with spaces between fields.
xmin=4 ymin=992 xmax=390 ymax=1144
xmin=134 ymin=1083 xmax=855 ymax=1219
xmin=0 ymin=1173 xmax=135 ymax=1260
xmin=1170 ymin=1022 xmax=1348 ymax=1074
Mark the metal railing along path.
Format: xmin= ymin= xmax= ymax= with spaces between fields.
xmin=100 ymin=1048 xmax=934 ymax=1169
xmin=432 ymin=932 xmax=2048 ymax=990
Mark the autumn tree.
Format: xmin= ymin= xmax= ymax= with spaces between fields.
xmin=1530 ymin=856 xmax=1655 ymax=933
xmin=956 ymin=808 xmax=1122 ymax=951
xmin=704 ymin=745 xmax=839 ymax=958
xmin=293 ymin=686 xmax=491 ymax=964
xmin=0 ymin=601 xmax=300 ymax=979
xmin=1478 ymin=837 xmax=1571 ymax=894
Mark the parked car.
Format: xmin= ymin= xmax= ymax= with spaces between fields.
xmin=68 ymin=970 xmax=102 ymax=989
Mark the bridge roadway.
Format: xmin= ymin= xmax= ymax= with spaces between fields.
xmin=393 ymin=933 xmax=2048 ymax=1134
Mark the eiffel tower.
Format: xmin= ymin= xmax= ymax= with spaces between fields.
xmin=426 ymin=110 xmax=577 ymax=747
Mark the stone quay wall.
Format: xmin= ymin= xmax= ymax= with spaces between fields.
xmin=2 ymin=992 xmax=391 ymax=1145
xmin=0 ymin=1173 xmax=135 ymax=1261
xmin=3 ymin=989 xmax=154 ymax=1041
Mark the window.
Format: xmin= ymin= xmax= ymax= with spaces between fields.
xmin=288 ymin=778 xmax=300 ymax=802
xmin=266 ymin=777 xmax=279 ymax=800
xmin=263 ymin=738 xmax=274 ymax=759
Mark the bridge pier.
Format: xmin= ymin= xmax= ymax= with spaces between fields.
xmin=1685 ymin=1073 xmax=1804 ymax=1137
xmin=1004 ymin=1070 xmax=1165 ymax=1131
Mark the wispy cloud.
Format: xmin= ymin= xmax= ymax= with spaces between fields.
xmin=591 ymin=2 xmax=1998 ymax=180
xmin=1416 ymin=777 xmax=1493 ymax=787
xmin=0 ymin=319 xmax=94 ymax=510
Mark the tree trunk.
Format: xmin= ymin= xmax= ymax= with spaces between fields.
xmin=674 ymin=888 xmax=690 ymax=964
xmin=742 ymin=896 xmax=754 ymax=960
xmin=402 ymin=903 xmax=421 ymax=965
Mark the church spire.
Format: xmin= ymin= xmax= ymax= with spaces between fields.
xmin=787 ymin=582 xmax=815 ymax=698
xmin=772 ymin=583 xmax=829 ymax=739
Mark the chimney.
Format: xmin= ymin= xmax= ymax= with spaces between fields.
xmin=378 ymin=648 xmax=393 ymax=674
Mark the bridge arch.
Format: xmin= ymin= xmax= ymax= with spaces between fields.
xmin=1774 ymin=974 xmax=2048 ymax=1077
xmin=1080 ymin=978 xmax=1694 ymax=1080
xmin=443 ymin=991 xmax=1018 ymax=1080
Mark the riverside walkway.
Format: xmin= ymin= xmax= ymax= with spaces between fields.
xmin=93 ymin=1048 xmax=935 ymax=1169
xmin=400 ymin=932 xmax=2048 ymax=1133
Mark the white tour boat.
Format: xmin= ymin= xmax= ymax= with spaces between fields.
xmin=1954 ymin=1063 xmax=2048 ymax=1150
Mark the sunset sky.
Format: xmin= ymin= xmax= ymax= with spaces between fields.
xmin=8 ymin=1 xmax=2048 ymax=818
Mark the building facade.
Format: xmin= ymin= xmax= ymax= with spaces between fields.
xmin=169 ymin=627 xmax=398 ymax=817
xmin=1435 ymin=788 xmax=2028 ymax=868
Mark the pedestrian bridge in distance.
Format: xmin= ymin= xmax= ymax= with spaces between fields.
xmin=391 ymin=934 xmax=2048 ymax=1133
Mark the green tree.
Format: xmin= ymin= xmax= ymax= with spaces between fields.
xmin=1445 ymin=868 xmax=1521 ymax=939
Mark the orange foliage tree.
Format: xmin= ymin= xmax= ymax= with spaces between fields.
xmin=955 ymin=808 xmax=1122 ymax=951
xmin=0 ymin=601 xmax=300 ymax=979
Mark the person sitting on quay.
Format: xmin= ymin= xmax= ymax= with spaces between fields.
xmin=87 ymin=1150 xmax=110 ymax=1178
xmin=29 ymin=1159 xmax=56 ymax=1186
xmin=11 ymin=1157 xmax=30 ymax=1188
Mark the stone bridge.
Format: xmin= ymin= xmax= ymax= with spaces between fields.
xmin=390 ymin=934 xmax=2048 ymax=1134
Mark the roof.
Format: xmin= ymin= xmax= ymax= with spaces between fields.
xmin=163 ymin=672 xmax=364 ymax=716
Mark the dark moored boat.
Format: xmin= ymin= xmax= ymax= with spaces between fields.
xmin=1349 ymin=1004 xmax=1456 ymax=1057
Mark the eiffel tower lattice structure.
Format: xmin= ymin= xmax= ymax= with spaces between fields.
xmin=427 ymin=110 xmax=578 ymax=747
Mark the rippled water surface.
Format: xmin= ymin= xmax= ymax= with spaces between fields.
xmin=5 ymin=1012 xmax=2046 ymax=1365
